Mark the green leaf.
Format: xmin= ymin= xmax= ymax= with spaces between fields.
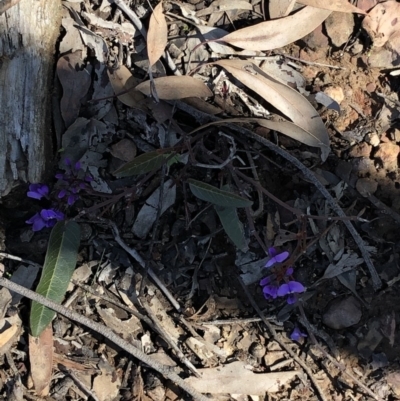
xmin=188 ymin=179 xmax=252 ymax=207
xmin=113 ymin=151 xmax=174 ymax=177
xmin=215 ymin=205 xmax=248 ymax=251
xmin=30 ymin=221 xmax=81 ymax=337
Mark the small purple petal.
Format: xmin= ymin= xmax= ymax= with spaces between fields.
xmin=285 ymin=267 xmax=294 ymax=276
xmin=55 ymin=173 xmax=65 ymax=180
xmin=27 ymin=191 xmax=43 ymax=200
xmin=260 ymin=276 xmax=272 ymax=286
xmin=74 ymin=161 xmax=81 ymax=171
xmin=65 ymin=158 xmax=71 ymax=166
xmin=288 ymin=281 xmax=305 ymax=293
xmin=263 ymin=285 xmax=279 ymax=299
xmin=265 ymin=251 xmax=289 ymax=268
xmin=58 ymin=189 xmax=67 ymax=199
xmin=84 ymin=175 xmax=93 ymax=182
xmin=27 ymin=184 xmax=49 ymax=200
xmin=26 ymin=213 xmax=46 ymax=231
xmin=277 ymin=283 xmax=290 ymax=297
xmin=287 ymin=294 xmax=297 ymax=304
xmin=268 ymin=247 xmax=277 ymax=257
xmin=67 ymin=194 xmax=78 ymax=205
xmin=290 ymin=327 xmax=307 ymax=341
xmin=79 ymin=182 xmax=87 ymax=189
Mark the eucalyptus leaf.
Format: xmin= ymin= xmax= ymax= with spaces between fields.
xmin=215 ymin=205 xmax=248 ymax=251
xmin=30 ymin=221 xmax=81 ymax=337
xmin=113 ymin=151 xmax=174 ymax=177
xmin=188 ymin=179 xmax=252 ymax=208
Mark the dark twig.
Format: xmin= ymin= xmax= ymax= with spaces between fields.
xmin=0 ymin=276 xmax=211 ymax=401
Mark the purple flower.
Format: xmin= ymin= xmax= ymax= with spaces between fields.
xmin=26 ymin=209 xmax=65 ymax=231
xmin=290 ymin=326 xmax=307 ymax=341
xmin=277 ymin=281 xmax=305 ymax=304
xmin=27 ymin=184 xmax=49 ymax=200
xmin=265 ymin=247 xmax=289 ymax=268
xmin=262 ymin=284 xmax=279 ymax=299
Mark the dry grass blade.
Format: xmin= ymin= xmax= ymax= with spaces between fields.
xmin=297 ymin=0 xmax=367 ymax=14
xmin=214 ymin=60 xmax=330 ymax=160
xmin=147 ymin=2 xmax=168 ymax=67
xmin=135 ymin=76 xmax=212 ymax=100
xmin=107 ymin=66 xmax=146 ymax=110
xmin=220 ymin=6 xmax=331 ymax=51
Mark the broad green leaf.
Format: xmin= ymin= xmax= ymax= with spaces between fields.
xmin=188 ymin=179 xmax=252 ymax=208
xmin=30 ymin=221 xmax=81 ymax=337
xmin=215 ymin=205 xmax=248 ymax=251
xmin=113 ymin=151 xmax=174 ymax=177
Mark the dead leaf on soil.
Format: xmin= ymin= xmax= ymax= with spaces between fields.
xmin=92 ymin=358 xmax=121 ymax=401
xmin=135 ymin=76 xmax=213 ymax=99
xmin=297 ymin=0 xmax=366 ymax=14
xmin=57 ymin=51 xmax=92 ymax=128
xmin=29 ymin=325 xmax=53 ymax=396
xmin=214 ymin=60 xmax=330 ymax=160
xmin=268 ymin=0 xmax=296 ymax=19
xmin=220 ymin=6 xmax=331 ymax=51
xmin=107 ymin=66 xmax=146 ymax=110
xmin=147 ymin=2 xmax=168 ymax=67
xmin=184 ymin=361 xmax=298 ymax=394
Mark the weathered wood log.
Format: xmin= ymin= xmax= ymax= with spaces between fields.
xmin=0 ymin=0 xmax=61 ymax=196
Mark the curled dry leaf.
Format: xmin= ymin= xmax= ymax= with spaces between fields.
xmin=107 ymin=66 xmax=146 ymax=110
xmin=214 ymin=60 xmax=330 ymax=160
xmin=135 ymin=76 xmax=212 ymax=100
xmin=297 ymin=0 xmax=366 ymax=15
xmin=147 ymin=2 xmax=168 ymax=67
xmin=220 ymin=6 xmax=331 ymax=51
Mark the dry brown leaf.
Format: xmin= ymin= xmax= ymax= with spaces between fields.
xmin=297 ymin=0 xmax=366 ymax=14
xmin=135 ymin=76 xmax=212 ymax=100
xmin=147 ymin=2 xmax=168 ymax=67
xmin=57 ymin=51 xmax=92 ymax=128
xmin=29 ymin=326 xmax=53 ymax=397
xmin=220 ymin=6 xmax=331 ymax=51
xmin=214 ymin=60 xmax=330 ymax=160
xmin=107 ymin=66 xmax=146 ymax=110
xmin=184 ymin=361 xmax=298 ymax=394
xmin=268 ymin=0 xmax=296 ymax=18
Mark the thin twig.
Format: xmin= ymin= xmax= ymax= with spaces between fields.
xmin=272 ymin=52 xmax=346 ymax=70
xmin=105 ymin=219 xmax=182 ymax=312
xmin=0 ymin=276 xmax=211 ymax=401
xmin=141 ymin=301 xmax=201 ymax=377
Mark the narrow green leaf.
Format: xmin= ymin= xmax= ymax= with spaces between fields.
xmin=113 ymin=151 xmax=173 ymax=177
xmin=215 ymin=205 xmax=248 ymax=251
xmin=188 ymin=179 xmax=252 ymax=207
xmin=30 ymin=221 xmax=81 ymax=337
